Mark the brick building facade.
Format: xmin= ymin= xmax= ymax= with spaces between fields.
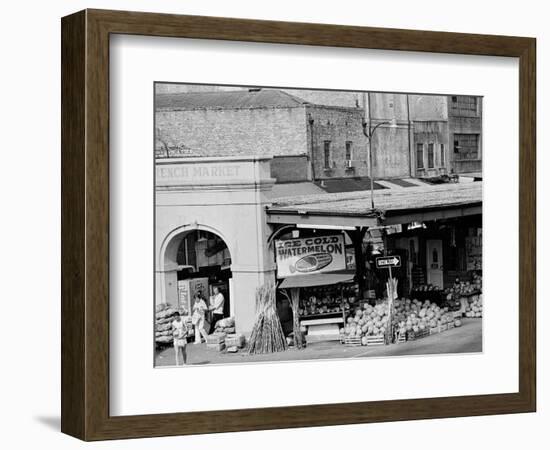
xmin=155 ymin=86 xmax=481 ymax=183
xmin=448 ymin=95 xmax=483 ymax=175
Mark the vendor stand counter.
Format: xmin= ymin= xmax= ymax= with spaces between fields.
xmin=279 ymin=272 xmax=357 ymax=342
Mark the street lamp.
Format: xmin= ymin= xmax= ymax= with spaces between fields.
xmin=361 ymin=93 xmax=397 ymax=210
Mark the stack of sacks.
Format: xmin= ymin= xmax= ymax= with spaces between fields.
xmin=214 ymin=316 xmax=236 ymax=334
xmin=155 ymin=304 xmax=189 ymax=345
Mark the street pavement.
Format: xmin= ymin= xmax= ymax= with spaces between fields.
xmin=155 ymin=318 xmax=482 ymax=367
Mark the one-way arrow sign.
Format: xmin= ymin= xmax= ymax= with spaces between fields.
xmin=376 ymin=255 xmax=401 ymax=269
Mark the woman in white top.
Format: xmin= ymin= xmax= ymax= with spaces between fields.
xmin=171 ymin=312 xmax=188 ymax=366
xmin=192 ymin=293 xmax=209 ymax=344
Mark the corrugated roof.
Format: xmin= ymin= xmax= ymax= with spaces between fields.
xmin=156 ymin=89 xmax=308 ymax=110
xmin=268 ymin=182 xmax=482 ymax=216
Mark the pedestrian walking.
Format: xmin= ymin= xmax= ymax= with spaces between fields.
xmin=171 ymin=312 xmax=188 ymax=366
xmin=191 ymin=292 xmax=209 ymax=344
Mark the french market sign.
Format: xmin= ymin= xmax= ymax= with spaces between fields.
xmin=156 ymin=164 xmax=242 ymax=182
xmin=275 ymin=234 xmax=346 ymax=278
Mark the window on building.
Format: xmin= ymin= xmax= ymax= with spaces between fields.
xmin=428 ymin=143 xmax=435 ymax=168
xmin=416 ymin=143 xmax=424 ymax=169
xmin=453 ymin=134 xmax=480 ymax=160
xmin=324 ymin=141 xmax=331 ymax=168
xmin=345 ymin=141 xmax=353 ymax=161
xmin=440 ymin=143 xmax=445 ymax=166
xmin=450 ymin=95 xmax=478 ymax=116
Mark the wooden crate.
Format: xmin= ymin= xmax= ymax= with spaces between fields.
xmin=205 ymin=333 xmax=226 ymax=345
xmin=344 ymin=336 xmax=362 ymax=347
xmin=365 ymin=335 xmax=385 ymax=346
xmin=396 ymin=333 xmax=407 ymax=344
xmin=225 ymin=334 xmax=245 ymax=348
xmin=408 ymin=328 xmax=429 ymax=340
xmin=206 ymin=342 xmax=226 ymax=351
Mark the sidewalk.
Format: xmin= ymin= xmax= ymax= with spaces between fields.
xmin=155 ymin=318 xmax=482 ymax=367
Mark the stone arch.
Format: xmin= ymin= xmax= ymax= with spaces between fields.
xmin=158 ymin=222 xmax=234 ymax=273
xmin=156 ymin=223 xmax=233 ymax=312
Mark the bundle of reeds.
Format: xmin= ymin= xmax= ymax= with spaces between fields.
xmin=247 ymin=283 xmax=288 ymax=354
xmin=281 ymin=288 xmax=305 ymax=349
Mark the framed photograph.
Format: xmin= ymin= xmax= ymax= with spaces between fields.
xmin=61 ymin=9 xmax=536 ymax=441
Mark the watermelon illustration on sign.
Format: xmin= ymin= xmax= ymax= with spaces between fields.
xmin=290 ymin=253 xmax=333 ymax=274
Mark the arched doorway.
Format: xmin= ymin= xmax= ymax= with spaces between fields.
xmin=157 ymin=225 xmax=233 ymax=328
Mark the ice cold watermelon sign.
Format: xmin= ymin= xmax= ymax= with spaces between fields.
xmin=275 ymin=234 xmax=347 ymax=278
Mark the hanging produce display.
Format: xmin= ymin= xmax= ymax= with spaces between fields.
xmin=298 ymin=283 xmax=359 ymax=317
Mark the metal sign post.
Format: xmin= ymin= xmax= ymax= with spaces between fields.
xmin=376 ymin=256 xmax=401 ymax=344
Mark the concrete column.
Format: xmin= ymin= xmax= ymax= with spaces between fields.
xmin=231 ymin=268 xmax=276 ymax=336
xmin=161 ymin=269 xmax=179 ymax=307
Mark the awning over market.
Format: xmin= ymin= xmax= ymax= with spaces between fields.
xmin=278 ymin=271 xmax=355 ymax=289
xmin=266 ymin=181 xmax=482 ymax=227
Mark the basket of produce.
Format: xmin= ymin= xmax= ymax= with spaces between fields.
xmin=392 ymin=297 xmax=455 ymax=339
xmin=465 ymin=294 xmax=483 ymax=318
xmin=341 ymin=302 xmax=391 ymax=345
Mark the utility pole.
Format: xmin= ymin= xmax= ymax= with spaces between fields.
xmin=362 ymin=92 xmax=396 ymax=210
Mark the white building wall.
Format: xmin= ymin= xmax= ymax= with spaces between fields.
xmin=155 ymin=156 xmax=276 ymax=335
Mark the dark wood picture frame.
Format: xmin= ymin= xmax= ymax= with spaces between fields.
xmin=61 ymin=9 xmax=536 ymax=441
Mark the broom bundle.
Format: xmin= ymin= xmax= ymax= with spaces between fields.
xmin=247 ymin=283 xmax=288 ymax=355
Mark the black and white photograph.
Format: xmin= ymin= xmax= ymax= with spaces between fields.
xmin=153 ymin=83 xmax=483 ymax=367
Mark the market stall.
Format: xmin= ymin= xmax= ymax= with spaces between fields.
xmin=278 ymin=272 xmax=359 ymax=342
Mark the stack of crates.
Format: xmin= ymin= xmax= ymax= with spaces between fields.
xmin=205 ymin=333 xmax=226 ymax=351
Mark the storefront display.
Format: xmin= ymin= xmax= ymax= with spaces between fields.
xmin=410 ymin=283 xmax=446 ymax=304
xmin=444 ymin=272 xmax=483 ymax=315
xmin=278 ymin=273 xmax=358 ymax=342
xmin=298 ymin=282 xmax=359 ymax=318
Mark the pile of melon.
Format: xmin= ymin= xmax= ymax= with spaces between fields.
xmin=341 ymin=302 xmax=391 ymax=345
xmin=392 ymin=298 xmax=457 ymax=337
xmin=465 ymin=294 xmax=483 ymax=318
